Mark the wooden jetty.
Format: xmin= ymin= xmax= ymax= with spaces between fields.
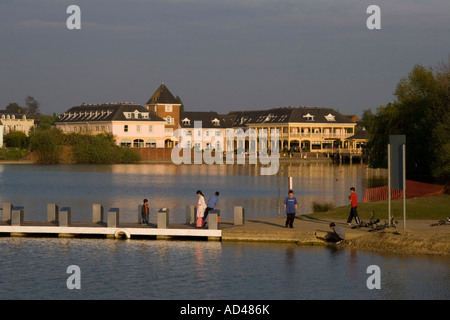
xmin=0 ymin=203 xmax=246 ymax=241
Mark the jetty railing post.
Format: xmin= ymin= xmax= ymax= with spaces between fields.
xmin=234 ymin=206 xmax=245 ymax=225
xmin=158 ymin=208 xmax=169 ymax=228
xmin=186 ymin=205 xmax=195 ymax=225
xmin=137 ymin=204 xmax=142 ymax=224
xmin=11 ymin=206 xmax=24 ymax=226
xmin=208 ymin=210 xmax=219 ymax=230
xmin=59 ymin=207 xmax=71 ymax=227
xmin=107 ymin=208 xmax=120 ymax=228
xmin=2 ymin=202 xmax=13 ymax=224
xmin=47 ymin=204 xmax=59 ymax=223
xmin=92 ymin=204 xmax=104 ymax=223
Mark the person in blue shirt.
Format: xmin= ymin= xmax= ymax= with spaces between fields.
xmin=203 ymin=191 xmax=220 ymax=226
xmin=284 ymin=190 xmax=298 ymax=228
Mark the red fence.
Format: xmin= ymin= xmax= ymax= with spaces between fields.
xmin=363 ymin=180 xmax=446 ymax=203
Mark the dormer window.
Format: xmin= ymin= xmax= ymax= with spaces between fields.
xmin=182 ymin=118 xmax=191 ymax=126
xmin=303 ymin=113 xmax=315 ymax=121
xmin=134 ymin=110 xmax=139 ymax=119
xmin=325 ymin=113 xmax=336 ymax=121
xmin=264 ymin=113 xmax=274 ymax=122
xmin=212 ymin=118 xmax=220 ymax=126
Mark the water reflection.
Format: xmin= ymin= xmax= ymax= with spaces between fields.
xmin=0 ymin=163 xmax=387 ymax=223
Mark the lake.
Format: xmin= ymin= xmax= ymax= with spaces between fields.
xmin=0 ymin=162 xmax=448 ymax=301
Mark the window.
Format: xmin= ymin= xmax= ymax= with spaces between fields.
xmin=124 ymin=125 xmax=128 ymax=132
xmin=133 ymin=139 xmax=144 ymax=148
xmin=165 ymin=116 xmax=174 ymax=125
xmin=137 ymin=125 xmax=141 ymax=133
xmin=165 ymin=105 xmax=172 ymax=112
xmin=182 ymin=118 xmax=191 ymax=126
xmin=312 ymin=141 xmax=321 ymax=150
xmin=303 ymin=113 xmax=315 ymax=121
xmin=146 ymin=139 xmax=156 ymax=148
xmin=149 ymin=125 xmax=153 ymax=132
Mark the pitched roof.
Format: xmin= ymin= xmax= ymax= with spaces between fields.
xmin=55 ymin=102 xmax=165 ymax=123
xmin=347 ymin=129 xmax=368 ymax=140
xmin=180 ymin=111 xmax=234 ymax=128
xmin=229 ymin=107 xmax=354 ymax=126
xmin=146 ymin=83 xmax=180 ymax=105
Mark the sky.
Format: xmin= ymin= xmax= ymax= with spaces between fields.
xmin=1 ymin=0 xmax=449 ymax=118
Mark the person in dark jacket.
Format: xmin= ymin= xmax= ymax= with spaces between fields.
xmin=327 ymin=222 xmax=345 ymax=243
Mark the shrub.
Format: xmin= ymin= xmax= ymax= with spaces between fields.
xmin=312 ymin=201 xmax=335 ymax=213
xmin=29 ymin=127 xmax=64 ymax=164
xmin=4 ymin=131 xmax=29 ymax=149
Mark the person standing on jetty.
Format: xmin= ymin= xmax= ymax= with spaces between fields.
xmin=141 ymin=199 xmax=149 ymax=226
xmin=195 ymin=190 xmax=207 ymax=228
xmin=203 ymin=191 xmax=220 ymax=227
xmin=347 ymin=187 xmax=360 ymax=225
xmin=284 ymin=190 xmax=298 ymax=228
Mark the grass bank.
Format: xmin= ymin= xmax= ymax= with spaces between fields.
xmin=305 ymin=194 xmax=450 ymax=221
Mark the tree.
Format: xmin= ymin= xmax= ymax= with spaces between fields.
xmin=25 ymin=95 xmax=40 ymax=116
xmin=176 ymin=96 xmax=184 ymax=112
xmin=366 ymin=62 xmax=450 ymax=182
xmin=29 ymin=127 xmax=63 ymax=164
xmin=5 ymin=102 xmax=26 ymax=114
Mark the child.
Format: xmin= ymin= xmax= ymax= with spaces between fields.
xmin=141 ymin=199 xmax=149 ymax=226
xmin=284 ymin=190 xmax=298 ymax=228
xmin=347 ymin=187 xmax=360 ymax=225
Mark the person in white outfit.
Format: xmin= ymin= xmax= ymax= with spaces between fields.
xmin=195 ymin=190 xmax=206 ymax=228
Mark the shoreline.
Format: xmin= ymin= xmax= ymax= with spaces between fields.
xmin=219 ymin=218 xmax=450 ymax=256
xmin=1 ymin=218 xmax=448 ymax=257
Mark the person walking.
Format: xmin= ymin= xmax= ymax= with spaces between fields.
xmin=284 ymin=190 xmax=298 ymax=228
xmin=347 ymin=187 xmax=360 ymax=225
xmin=203 ymin=191 xmax=220 ymax=226
xmin=141 ymin=199 xmax=149 ymax=226
xmin=195 ymin=190 xmax=207 ymax=228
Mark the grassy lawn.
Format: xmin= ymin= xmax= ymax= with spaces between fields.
xmin=304 ymin=194 xmax=450 ymax=221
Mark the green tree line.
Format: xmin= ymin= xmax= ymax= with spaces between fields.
xmin=362 ymin=57 xmax=450 ymax=182
xmin=25 ymin=127 xmax=141 ymax=164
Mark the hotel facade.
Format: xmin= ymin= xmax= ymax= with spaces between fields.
xmin=55 ymin=83 xmax=366 ymax=155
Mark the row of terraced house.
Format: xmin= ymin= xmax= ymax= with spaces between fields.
xmin=53 ymin=83 xmax=367 ymax=155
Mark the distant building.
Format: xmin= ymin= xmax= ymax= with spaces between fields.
xmin=229 ymin=106 xmax=358 ymax=152
xmin=55 ymin=102 xmax=166 ymax=148
xmin=145 ymin=83 xmax=181 ymax=148
xmin=178 ymin=111 xmax=234 ymax=151
xmin=0 ymin=110 xmax=35 ymax=135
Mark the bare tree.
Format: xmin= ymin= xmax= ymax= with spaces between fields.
xmin=25 ymin=95 xmax=40 ymax=116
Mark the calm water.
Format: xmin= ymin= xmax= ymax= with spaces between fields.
xmin=0 ymin=162 xmax=387 ymax=222
xmin=0 ymin=163 xmax=448 ymax=300
xmin=0 ymin=238 xmax=448 ymax=300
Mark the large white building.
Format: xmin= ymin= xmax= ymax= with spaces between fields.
xmin=55 ymin=102 xmax=167 ymax=148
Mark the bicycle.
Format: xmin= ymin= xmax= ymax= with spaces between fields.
xmin=430 ymin=217 xmax=450 ymax=226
